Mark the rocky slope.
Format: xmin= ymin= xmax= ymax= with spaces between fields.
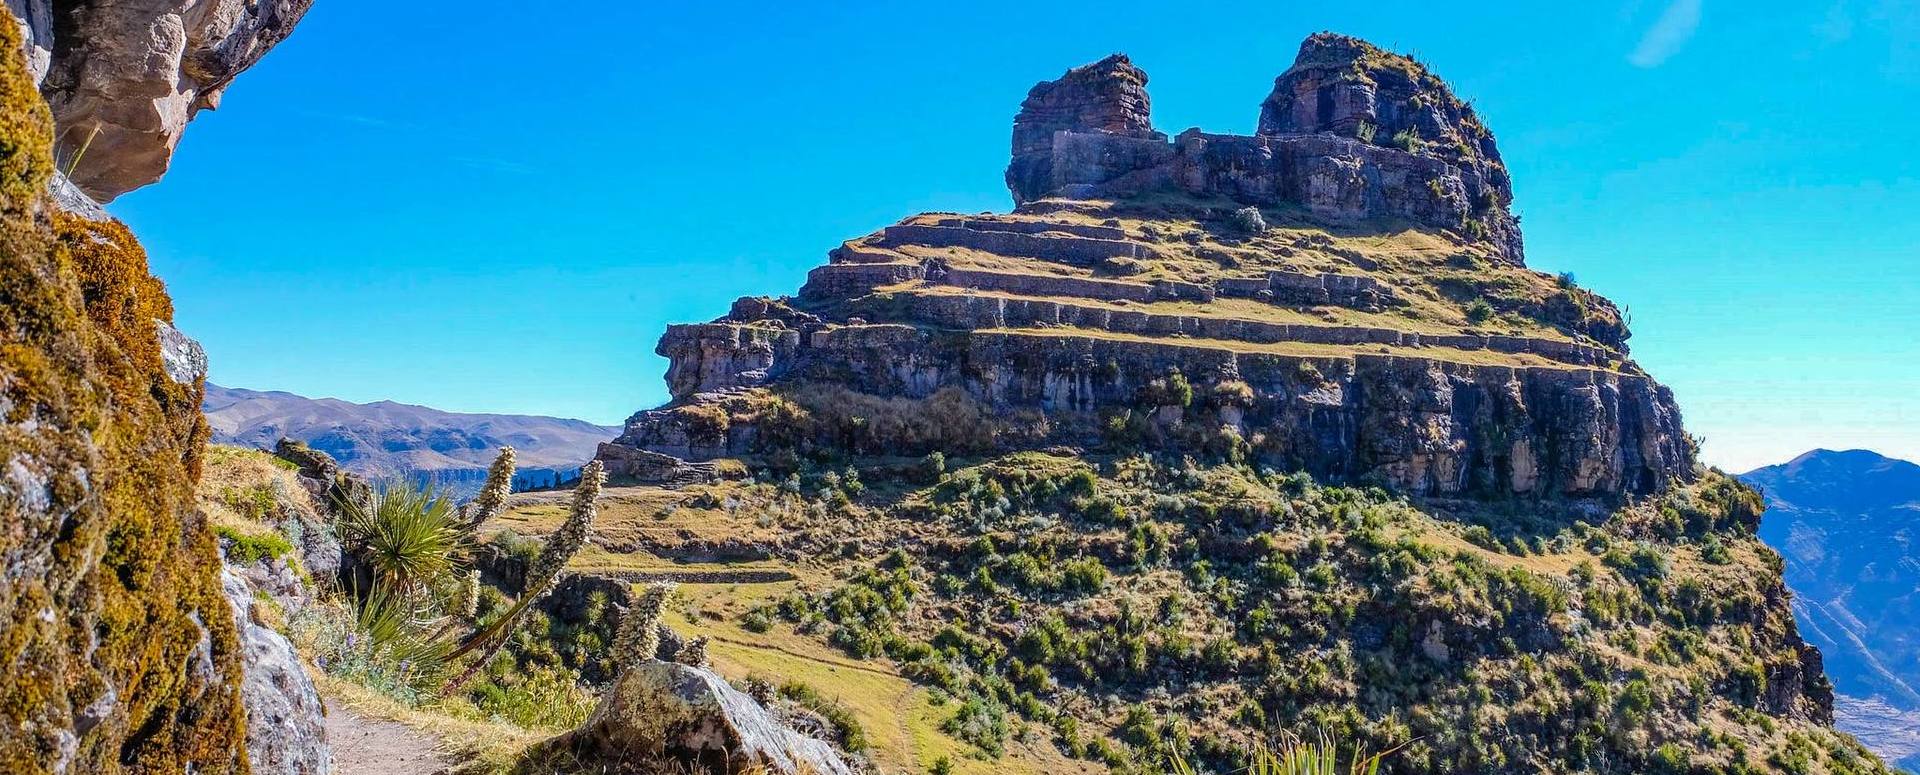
xmin=556 ymin=33 xmax=1892 ymax=775
xmin=1741 ymin=450 xmax=1920 ymax=769
xmin=205 ymin=383 xmax=618 ymax=496
xmin=0 ymin=4 xmax=308 ymax=772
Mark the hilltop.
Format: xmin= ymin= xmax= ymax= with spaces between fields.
xmin=600 ymin=36 xmax=1685 ymax=503
xmin=498 ymin=34 xmax=1891 ymax=775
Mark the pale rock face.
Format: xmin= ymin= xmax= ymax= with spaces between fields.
xmin=4 ymin=0 xmax=48 ymax=81
xmin=158 ymin=321 xmax=207 ymax=384
xmin=221 ymin=566 xmax=331 ymax=775
xmin=35 ymin=0 xmax=314 ymax=200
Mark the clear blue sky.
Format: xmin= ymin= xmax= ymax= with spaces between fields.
xmin=114 ymin=0 xmax=1919 ymax=473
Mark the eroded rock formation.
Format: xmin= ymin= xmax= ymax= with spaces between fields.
xmin=1000 ymin=34 xmax=1522 ymax=265
xmin=20 ymin=0 xmax=313 ymax=200
xmin=600 ymin=37 xmax=1690 ymax=502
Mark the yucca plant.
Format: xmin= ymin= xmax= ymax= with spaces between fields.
xmin=1165 ymin=731 xmax=1398 ymax=775
xmin=441 ymin=460 xmax=605 ymax=693
xmin=337 ymin=479 xmax=465 ymax=597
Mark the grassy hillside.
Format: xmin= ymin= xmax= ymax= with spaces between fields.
xmin=492 ymin=448 xmax=1892 ymax=775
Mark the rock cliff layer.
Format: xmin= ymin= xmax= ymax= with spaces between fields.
xmin=601 ymin=37 xmax=1689 ymax=502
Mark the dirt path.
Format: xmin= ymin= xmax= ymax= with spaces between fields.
xmin=325 ymin=702 xmax=450 ymax=775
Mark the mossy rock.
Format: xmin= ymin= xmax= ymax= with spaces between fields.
xmin=0 ymin=11 xmax=247 ymax=773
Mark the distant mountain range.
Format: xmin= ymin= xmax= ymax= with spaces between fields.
xmin=1741 ymin=449 xmax=1920 ymax=770
xmin=203 ymin=384 xmax=619 ymax=496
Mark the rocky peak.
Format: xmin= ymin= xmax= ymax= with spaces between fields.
xmin=1006 ymin=53 xmax=1162 ymax=205
xmin=996 ymin=36 xmax=1524 ymax=264
xmin=1258 ymin=33 xmax=1510 ymax=205
xmin=597 ymin=39 xmax=1691 ymax=502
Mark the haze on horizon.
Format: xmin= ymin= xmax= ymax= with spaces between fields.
xmin=114 ymin=0 xmax=1919 ymax=473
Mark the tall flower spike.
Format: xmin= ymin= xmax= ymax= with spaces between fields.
xmin=614 ymin=582 xmax=674 ymax=669
xmin=458 ymin=568 xmax=480 ymax=619
xmin=676 ymin=636 xmax=711 ymax=670
xmin=523 ymin=459 xmax=602 ymax=597
xmin=465 ymin=446 xmax=516 ymax=530
xmin=440 ymin=460 xmax=606 ymax=693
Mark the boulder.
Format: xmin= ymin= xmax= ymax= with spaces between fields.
xmin=534 ymin=662 xmax=854 ymax=775
xmin=36 ymin=0 xmax=315 ymax=200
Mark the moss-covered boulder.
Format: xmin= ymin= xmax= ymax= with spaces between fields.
xmin=0 ymin=13 xmax=247 ymax=772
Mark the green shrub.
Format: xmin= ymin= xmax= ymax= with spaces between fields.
xmin=1391 ymin=126 xmax=1422 ymax=153
xmin=1229 ymin=206 xmax=1268 ymax=234
xmin=216 ymin=525 xmax=293 ymax=564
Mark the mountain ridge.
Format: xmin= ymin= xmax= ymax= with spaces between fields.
xmin=1741 ymin=448 xmax=1920 ymax=769
xmin=204 ymin=383 xmax=618 ymax=493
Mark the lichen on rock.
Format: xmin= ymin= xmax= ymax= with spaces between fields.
xmin=0 ymin=9 xmax=251 ymax=771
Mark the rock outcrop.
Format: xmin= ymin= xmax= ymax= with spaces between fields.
xmin=23 ymin=0 xmax=313 ymax=200
xmin=532 ymin=662 xmax=855 ymax=775
xmin=1006 ymin=53 xmax=1162 ymax=206
xmin=600 ymin=36 xmax=1690 ymax=502
xmin=1 ymin=5 xmax=309 ymax=772
xmin=999 ymin=35 xmax=1523 ymax=265
xmin=221 ymin=567 xmax=331 ymax=775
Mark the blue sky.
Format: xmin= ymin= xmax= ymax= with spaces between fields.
xmin=114 ymin=0 xmax=1918 ymax=472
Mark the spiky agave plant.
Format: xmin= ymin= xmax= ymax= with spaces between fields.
xmin=338 ymin=479 xmax=465 ymax=598
xmin=463 ymin=446 xmax=515 ymax=530
xmin=612 ymin=582 xmax=674 ymax=669
xmin=440 ymin=460 xmax=605 ymax=693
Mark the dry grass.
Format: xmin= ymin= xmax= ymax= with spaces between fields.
xmin=665 ymin=583 xmax=1099 ymax=775
xmin=199 ymin=445 xmax=316 ymax=535
xmin=869 ymin=203 xmax=1614 ymax=355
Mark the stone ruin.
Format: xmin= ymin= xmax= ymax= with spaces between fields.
xmin=596 ymin=34 xmax=1693 ymax=502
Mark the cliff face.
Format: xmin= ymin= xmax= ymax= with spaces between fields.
xmin=1 ymin=5 xmax=306 ymax=772
xmin=602 ymin=38 xmax=1687 ymax=502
